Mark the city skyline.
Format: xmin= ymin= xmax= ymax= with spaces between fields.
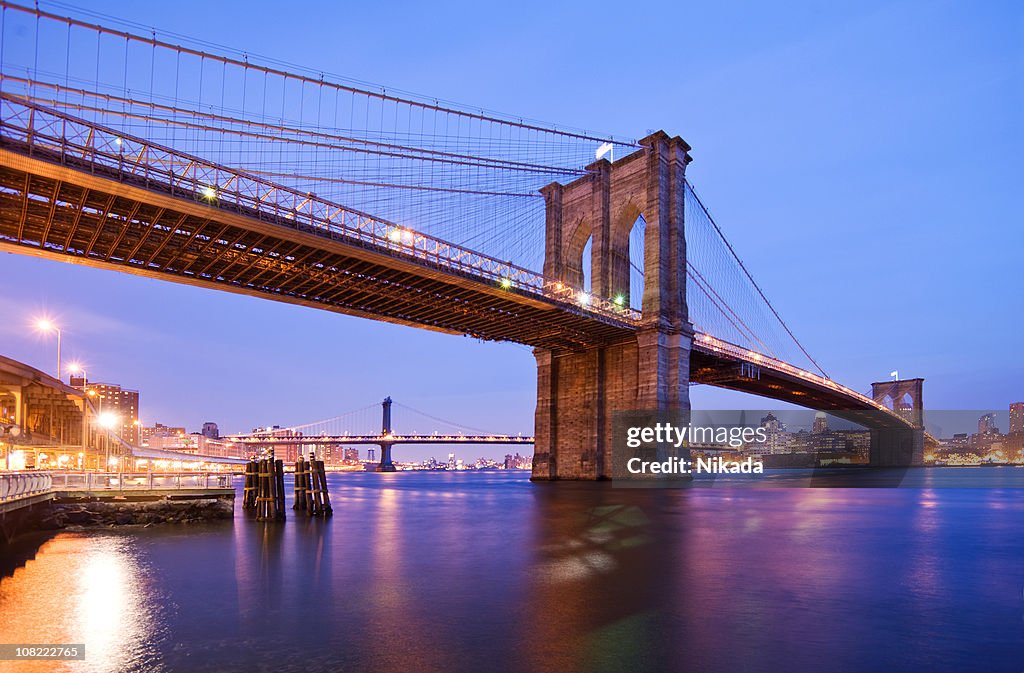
xmin=0 ymin=0 xmax=1019 ymax=461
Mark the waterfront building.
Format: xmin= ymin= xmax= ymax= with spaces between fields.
xmin=82 ymin=381 xmax=140 ymax=445
xmin=979 ymin=413 xmax=999 ymax=435
xmin=1010 ymin=403 xmax=1024 ymax=436
xmin=142 ymin=423 xmax=187 ymax=447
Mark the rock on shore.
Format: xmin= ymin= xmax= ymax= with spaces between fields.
xmin=40 ymin=498 xmax=234 ymax=529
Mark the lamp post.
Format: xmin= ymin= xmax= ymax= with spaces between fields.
xmin=66 ymin=362 xmax=87 ymax=387
xmin=35 ymin=318 xmax=62 ymax=380
xmin=97 ymin=411 xmax=119 ymax=474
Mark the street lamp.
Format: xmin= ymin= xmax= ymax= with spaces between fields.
xmin=97 ymin=412 xmax=119 ymax=473
xmin=34 ymin=318 xmax=62 ymax=380
xmin=66 ymin=361 xmax=87 ymax=385
xmin=97 ymin=411 xmax=119 ymax=431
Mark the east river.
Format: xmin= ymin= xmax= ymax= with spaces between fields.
xmin=2 ymin=469 xmax=1023 ymax=672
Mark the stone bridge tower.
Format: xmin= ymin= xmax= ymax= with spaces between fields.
xmin=869 ymin=378 xmax=925 ymax=466
xmin=532 ymin=132 xmax=693 ymax=480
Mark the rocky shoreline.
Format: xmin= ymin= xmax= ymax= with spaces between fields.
xmin=40 ymin=498 xmax=234 ymax=529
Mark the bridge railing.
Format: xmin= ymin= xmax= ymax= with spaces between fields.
xmin=0 ymin=471 xmax=53 ymax=502
xmin=0 ymin=95 xmax=640 ymax=325
xmin=49 ymin=472 xmax=233 ymax=491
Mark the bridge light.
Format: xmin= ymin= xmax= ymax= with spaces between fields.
xmin=500 ymin=277 xmax=512 ymax=289
xmin=202 ymin=186 xmax=217 ymax=200
xmin=613 ymin=294 xmax=625 ymax=306
xmin=388 ymin=229 xmax=402 ymax=243
xmin=577 ymin=292 xmax=591 ymax=307
xmin=114 ymin=137 xmax=122 ymax=146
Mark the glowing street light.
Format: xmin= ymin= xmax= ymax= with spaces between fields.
xmin=202 ymin=185 xmax=217 ymax=200
xmin=34 ymin=318 xmax=62 ymax=380
xmin=577 ymin=292 xmax=591 ymax=307
xmin=613 ymin=294 xmax=625 ymax=306
xmin=66 ymin=361 xmax=87 ymax=387
xmin=97 ymin=411 xmax=119 ymax=430
xmin=500 ymin=277 xmax=512 ymax=289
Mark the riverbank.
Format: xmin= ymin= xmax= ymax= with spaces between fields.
xmin=39 ymin=498 xmax=234 ymax=530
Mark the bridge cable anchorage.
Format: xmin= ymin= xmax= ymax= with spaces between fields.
xmin=684 ymin=181 xmax=829 ymax=378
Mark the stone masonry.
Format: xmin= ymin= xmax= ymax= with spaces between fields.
xmin=532 ymin=132 xmax=694 ymax=480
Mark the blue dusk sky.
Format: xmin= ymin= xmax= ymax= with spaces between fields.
xmin=0 ymin=0 xmax=1020 ymax=457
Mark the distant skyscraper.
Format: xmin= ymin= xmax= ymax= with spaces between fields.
xmin=1010 ymin=403 xmax=1024 ymax=436
xmin=978 ymin=413 xmax=999 ymax=435
xmin=201 ymin=422 xmax=220 ymax=439
xmin=812 ymin=412 xmax=828 ymax=434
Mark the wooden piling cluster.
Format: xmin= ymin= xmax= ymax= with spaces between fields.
xmin=293 ymin=455 xmax=333 ymax=517
xmin=242 ymin=455 xmax=286 ymax=521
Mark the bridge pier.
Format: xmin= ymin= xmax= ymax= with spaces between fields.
xmin=377 ymin=443 xmax=396 ymax=472
xmin=869 ymin=427 xmax=925 ymax=467
xmin=869 ymin=378 xmax=925 ymax=467
xmin=532 ymin=132 xmax=693 ymax=480
xmin=377 ymin=396 xmax=397 ymax=472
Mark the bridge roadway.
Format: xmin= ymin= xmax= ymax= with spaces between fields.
xmin=228 ymin=433 xmax=536 ymax=446
xmin=0 ymin=96 xmax=910 ymax=430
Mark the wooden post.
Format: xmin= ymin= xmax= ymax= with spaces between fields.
xmin=255 ymin=459 xmax=268 ymax=521
xmin=274 ymin=459 xmax=286 ymax=520
xmin=311 ymin=457 xmax=325 ymax=515
xmin=268 ymin=455 xmax=279 ymax=520
xmin=242 ymin=461 xmax=256 ymax=511
xmin=293 ymin=457 xmax=306 ymax=510
xmin=317 ymin=459 xmax=333 ymax=516
xmin=304 ymin=453 xmax=316 ymax=515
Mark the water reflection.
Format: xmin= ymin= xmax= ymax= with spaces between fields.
xmin=0 ymin=471 xmax=1022 ymax=672
xmin=0 ymin=534 xmax=164 ymax=672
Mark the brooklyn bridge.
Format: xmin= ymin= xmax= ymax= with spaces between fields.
xmin=0 ymin=1 xmax=923 ymax=479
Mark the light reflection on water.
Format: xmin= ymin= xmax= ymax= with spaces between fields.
xmin=0 ymin=534 xmax=163 ymax=673
xmin=1 ymin=470 xmax=1023 ymax=673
